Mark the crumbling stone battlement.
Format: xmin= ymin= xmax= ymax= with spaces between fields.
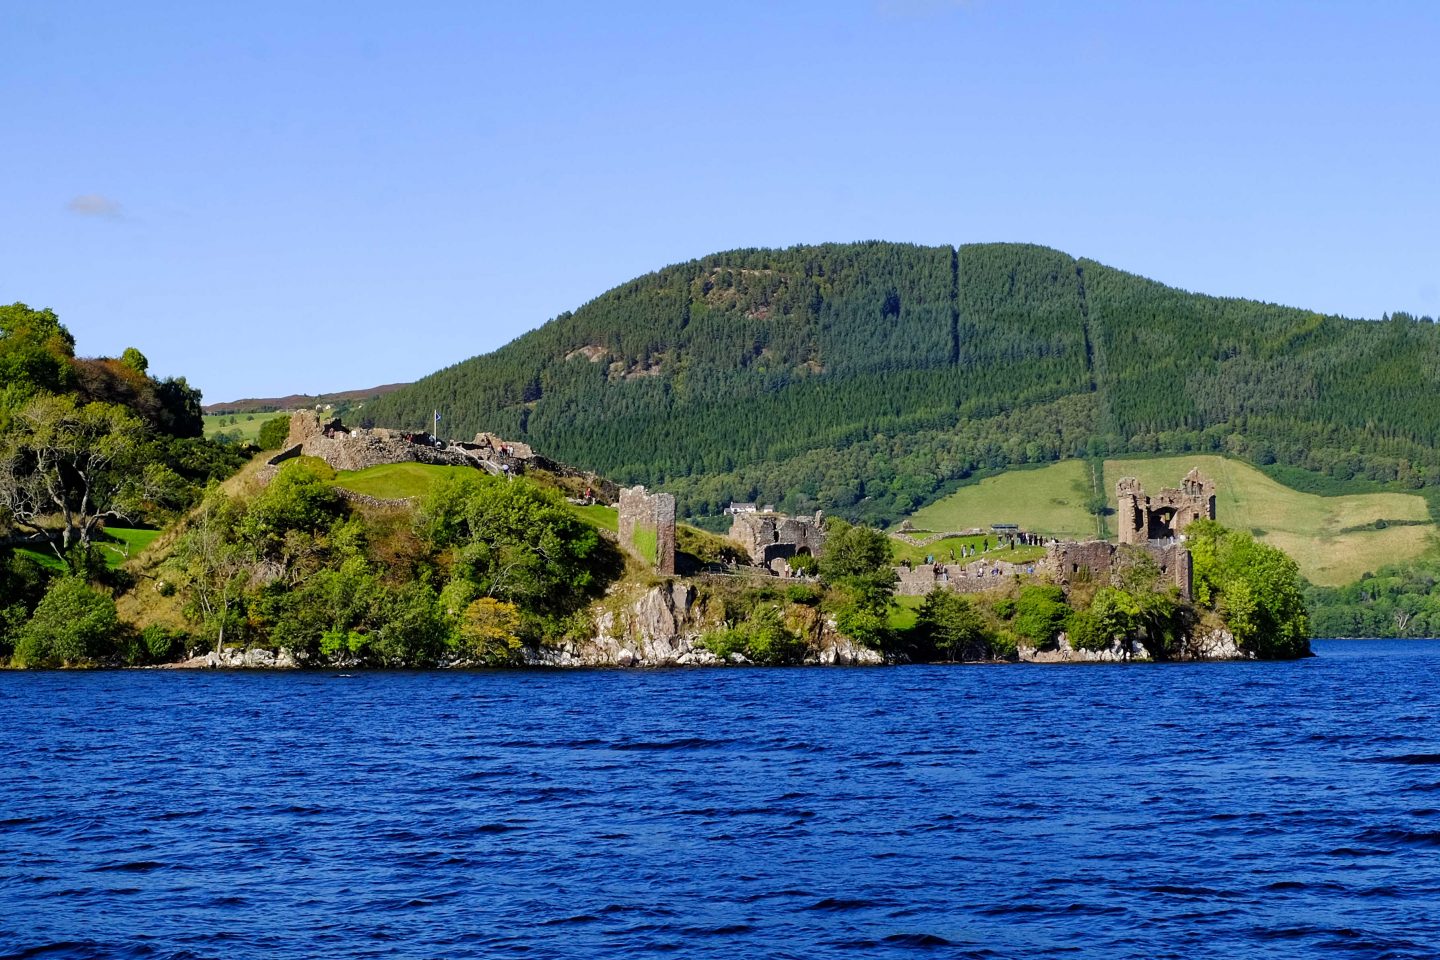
xmin=1116 ymin=468 xmax=1216 ymax=544
xmin=268 ymin=413 xmax=619 ymax=501
xmin=618 ymin=485 xmax=677 ymax=575
xmin=275 ymin=411 xmax=476 ymax=472
xmin=730 ymin=510 xmax=826 ymax=570
xmin=895 ymin=559 xmax=1039 ymax=596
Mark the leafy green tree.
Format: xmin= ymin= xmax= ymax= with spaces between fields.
xmin=1065 ymin=607 xmax=1105 ymax=651
xmin=0 ymin=551 xmax=51 ymax=662
xmin=240 ymin=458 xmax=344 ymax=555
xmin=1088 ymin=587 xmax=1143 ymax=651
xmin=916 ymin=587 xmax=988 ymax=660
xmin=1012 ymin=584 xmax=1069 ymax=648
xmin=175 ymin=489 xmax=256 ymax=654
xmin=702 ymin=602 xmax=808 ymax=665
xmin=0 ymin=303 xmax=75 ymax=416
xmin=120 ymin=347 xmax=149 ymax=375
xmin=834 ymin=603 xmax=889 ymax=652
xmin=12 ymin=577 xmax=119 ymax=666
xmin=368 ymin=582 xmax=449 ymax=665
xmin=0 ymin=395 xmax=145 ymax=572
xmin=257 ymin=416 xmax=291 ymax=450
xmin=1187 ymin=519 xmax=1309 ymax=658
xmin=417 ymin=473 xmax=603 ymax=618
xmin=819 ymin=518 xmax=896 ymax=607
xmin=152 ymin=376 xmax=204 ymax=438
xmin=458 ymin=597 xmax=524 ymax=664
xmin=818 ymin=518 xmax=898 ymax=648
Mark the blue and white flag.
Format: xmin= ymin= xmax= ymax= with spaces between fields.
xmin=433 ymin=410 xmax=441 ymax=425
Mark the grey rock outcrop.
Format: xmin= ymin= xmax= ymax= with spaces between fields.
xmin=1019 ymin=625 xmax=1251 ymax=663
xmin=525 ymin=582 xmax=883 ymax=668
xmin=203 ymin=647 xmax=300 ymax=669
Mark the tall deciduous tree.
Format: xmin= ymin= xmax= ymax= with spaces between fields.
xmin=0 ymin=394 xmax=144 ymax=571
xmin=175 ymin=490 xmax=256 ymax=655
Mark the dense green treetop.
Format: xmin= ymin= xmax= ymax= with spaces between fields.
xmin=1187 ymin=519 xmax=1310 ymax=658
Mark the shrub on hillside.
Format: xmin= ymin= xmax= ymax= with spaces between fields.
xmin=12 ymin=577 xmax=119 ymax=667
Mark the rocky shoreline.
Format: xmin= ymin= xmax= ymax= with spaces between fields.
xmin=156 ymin=583 xmax=1254 ymax=670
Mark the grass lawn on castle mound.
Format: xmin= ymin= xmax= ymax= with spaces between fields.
xmin=1103 ymin=455 xmax=1435 ymax=588
xmin=888 ymin=534 xmax=1046 ymax=567
xmin=333 ymin=463 xmax=474 ymax=500
xmin=333 ymin=462 xmax=623 ymax=533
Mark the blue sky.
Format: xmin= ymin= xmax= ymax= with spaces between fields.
xmin=3 ymin=1 xmax=1437 ymax=403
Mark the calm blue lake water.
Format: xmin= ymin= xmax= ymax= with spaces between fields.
xmin=3 ymin=639 xmax=1440 ymax=959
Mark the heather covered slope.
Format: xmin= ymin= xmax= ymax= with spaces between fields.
xmin=366 ymin=242 xmax=1440 ymax=526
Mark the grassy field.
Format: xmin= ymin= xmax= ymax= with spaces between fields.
xmin=889 ymin=533 xmax=1046 ymax=566
xmin=333 ymin=463 xmax=473 ymax=499
xmin=203 ymin=412 xmax=289 ymax=443
xmin=333 ymin=465 xmax=627 ymax=538
xmin=1103 ymin=454 xmax=1434 ymax=587
xmin=17 ymin=527 xmax=161 ymax=572
xmin=902 ymin=461 xmax=1101 ymax=540
xmin=15 ymin=547 xmax=65 ymax=572
xmin=98 ymin=528 xmax=162 ymax=567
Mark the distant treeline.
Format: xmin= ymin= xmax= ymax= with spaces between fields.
xmin=1308 ymin=561 xmax=1440 ymax=638
xmin=365 ymin=242 xmax=1440 ymax=527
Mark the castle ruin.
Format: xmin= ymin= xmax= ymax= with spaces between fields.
xmin=1046 ymin=539 xmax=1193 ymax=599
xmin=729 ymin=510 xmax=827 ymax=574
xmin=268 ymin=411 xmax=616 ymax=499
xmin=1116 ymin=468 xmax=1216 ymax=545
xmin=618 ymin=485 xmax=677 ymax=575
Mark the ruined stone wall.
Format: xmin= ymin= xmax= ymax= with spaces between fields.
xmin=284 ymin=410 xmax=327 ymax=449
xmin=1116 ymin=478 xmax=1148 ymax=546
xmin=334 ymin=488 xmax=414 ymax=509
xmin=730 ymin=511 xmax=826 ymax=567
xmin=618 ymin=485 xmax=677 ymax=575
xmin=1137 ymin=540 xmax=1193 ymax=600
xmin=1046 ymin=540 xmax=1117 ymax=585
xmin=894 ymin=559 xmax=1041 ymax=596
xmin=1045 ymin=539 xmax=1193 ymax=599
xmin=275 ymin=412 xmax=526 ymax=475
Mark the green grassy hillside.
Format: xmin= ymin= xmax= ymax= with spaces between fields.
xmin=901 ymin=454 xmax=1434 ymax=587
xmin=333 ymin=463 xmax=471 ymax=500
xmin=902 ymin=461 xmax=1100 ymax=541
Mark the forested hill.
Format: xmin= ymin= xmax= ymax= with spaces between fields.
xmin=365 ymin=242 xmax=1440 ymax=525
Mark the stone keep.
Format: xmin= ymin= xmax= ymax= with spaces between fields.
xmin=729 ymin=510 xmax=826 ymax=569
xmin=1116 ymin=468 xmax=1216 ymax=545
xmin=618 ymin=486 xmax=677 ymax=575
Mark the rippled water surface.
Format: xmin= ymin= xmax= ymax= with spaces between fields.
xmin=4 ymin=640 xmax=1440 ymax=959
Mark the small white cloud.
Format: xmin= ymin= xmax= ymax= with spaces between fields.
xmin=67 ymin=194 xmax=123 ymax=218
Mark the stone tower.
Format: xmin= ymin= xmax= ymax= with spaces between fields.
xmin=1115 ymin=468 xmax=1216 ymax=544
xmin=617 ymin=486 xmax=677 ymax=575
